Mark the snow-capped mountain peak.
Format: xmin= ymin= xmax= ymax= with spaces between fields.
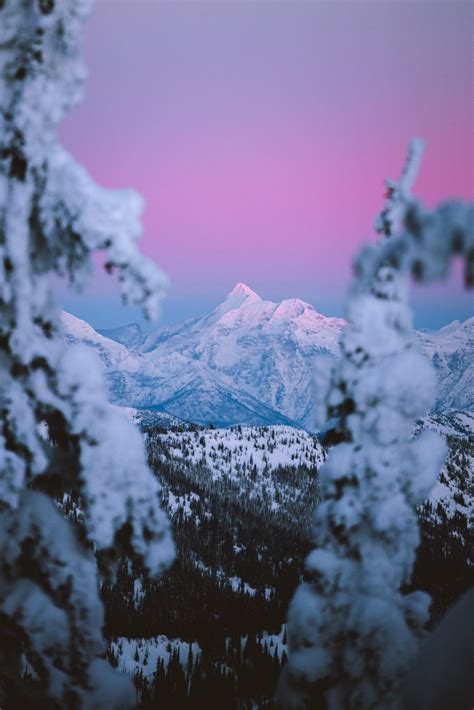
xmin=226 ymin=282 xmax=261 ymax=302
xmin=272 ymin=298 xmax=312 ymax=320
xmin=215 ymin=282 xmax=262 ymax=317
xmin=62 ymin=285 xmax=473 ymax=429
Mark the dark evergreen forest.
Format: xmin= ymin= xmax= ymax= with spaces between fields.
xmin=96 ymin=425 xmax=473 ymax=708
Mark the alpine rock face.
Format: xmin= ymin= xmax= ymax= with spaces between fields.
xmin=417 ymin=318 xmax=474 ymax=414
xmin=61 ymin=284 xmax=473 ymax=429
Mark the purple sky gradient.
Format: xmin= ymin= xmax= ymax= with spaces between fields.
xmin=59 ymin=0 xmax=473 ymax=329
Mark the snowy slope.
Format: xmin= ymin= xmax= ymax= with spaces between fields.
xmin=109 ymin=636 xmax=200 ymax=680
xmin=61 ymin=309 xmax=296 ymax=428
xmin=62 ymin=284 xmax=473 ymax=429
xmin=150 ymin=415 xmax=472 ymax=527
xmin=63 ymin=285 xmax=344 ymax=428
xmin=418 ymin=410 xmax=474 ymax=524
xmin=148 ymin=424 xmax=325 ymax=515
xmin=416 ymin=318 xmax=474 ymax=413
xmin=113 ymin=406 xmax=186 ymax=431
xmin=100 ymin=323 xmax=144 ymax=349
xmin=61 ymin=311 xmax=143 ymax=371
xmin=151 ymin=425 xmax=325 ymax=481
xmin=140 ymin=284 xmax=344 ymax=429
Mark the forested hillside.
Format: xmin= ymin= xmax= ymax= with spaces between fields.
xmin=88 ymin=416 xmax=474 ymax=708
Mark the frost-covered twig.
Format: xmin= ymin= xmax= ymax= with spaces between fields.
xmin=0 ymin=1 xmax=173 ymax=706
xmin=374 ymin=138 xmax=424 ymax=236
xmin=278 ymin=142 xmax=473 ymax=709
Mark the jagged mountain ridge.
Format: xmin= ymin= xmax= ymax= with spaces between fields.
xmin=61 ymin=296 xmax=300 ymax=428
xmin=62 ymin=283 xmax=473 ymax=429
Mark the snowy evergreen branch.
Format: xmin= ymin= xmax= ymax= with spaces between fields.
xmin=374 ymin=138 xmax=425 ymax=237
xmin=0 ymin=1 xmax=173 ymax=706
xmin=278 ymin=141 xmax=473 ymax=709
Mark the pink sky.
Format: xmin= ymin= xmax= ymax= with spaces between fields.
xmin=59 ymin=0 xmax=473 ymax=328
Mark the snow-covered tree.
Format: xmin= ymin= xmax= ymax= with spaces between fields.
xmin=0 ymin=1 xmax=173 ymax=706
xmin=277 ymin=140 xmax=474 ymax=709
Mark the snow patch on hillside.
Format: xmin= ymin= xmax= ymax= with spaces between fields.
xmin=110 ymin=637 xmax=200 ymax=679
xmin=152 ymin=425 xmax=325 ymax=482
xmin=419 ymin=411 xmax=474 ymax=523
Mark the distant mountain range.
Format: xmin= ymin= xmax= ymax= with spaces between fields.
xmin=61 ymin=283 xmax=473 ymax=429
